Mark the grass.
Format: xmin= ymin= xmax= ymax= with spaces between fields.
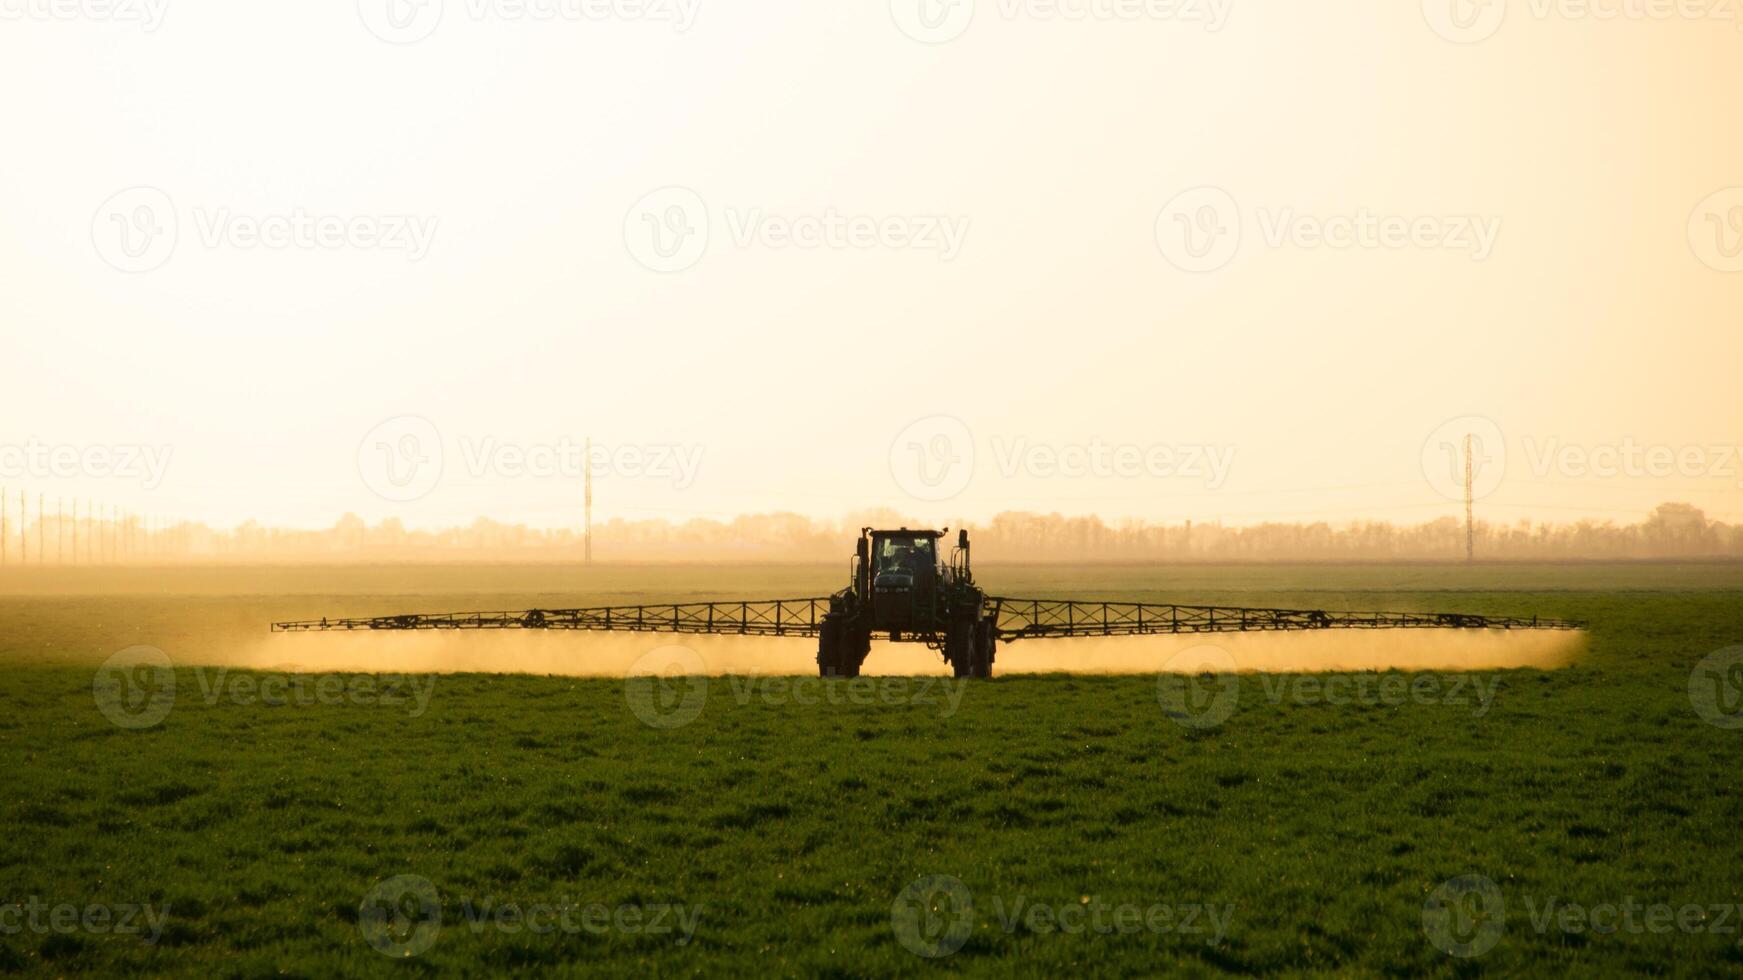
xmin=1 ymin=562 xmax=1741 ymax=976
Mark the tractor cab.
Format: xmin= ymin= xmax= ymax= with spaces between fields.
xmin=862 ymin=529 xmax=943 ymax=630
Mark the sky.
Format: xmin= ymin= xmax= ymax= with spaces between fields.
xmin=2 ymin=0 xmax=1740 ymax=531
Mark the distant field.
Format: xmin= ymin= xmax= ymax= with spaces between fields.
xmin=2 ymin=562 xmax=1741 ymax=975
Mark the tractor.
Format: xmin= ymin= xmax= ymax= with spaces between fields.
xmin=816 ymin=528 xmax=995 ymax=679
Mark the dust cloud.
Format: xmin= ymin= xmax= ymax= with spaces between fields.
xmin=227 ymin=628 xmax=1585 ymax=677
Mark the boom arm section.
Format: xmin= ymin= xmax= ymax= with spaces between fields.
xmin=274 ymin=595 xmax=1584 ymax=640
xmin=985 ymin=597 xmax=1584 ymax=641
xmin=271 ymin=598 xmax=833 ymax=637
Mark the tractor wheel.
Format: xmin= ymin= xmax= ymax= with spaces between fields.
xmin=971 ymin=619 xmax=997 ymax=679
xmin=818 ymin=619 xmax=844 ymax=678
xmin=819 ymin=619 xmax=864 ymax=678
xmin=846 ymin=627 xmax=871 ymax=678
xmin=947 ymin=620 xmax=975 ymax=679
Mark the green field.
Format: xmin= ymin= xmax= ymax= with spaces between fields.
xmin=2 ymin=562 xmax=1741 ymax=976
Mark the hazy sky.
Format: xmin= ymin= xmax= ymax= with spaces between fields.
xmin=2 ymin=1 xmax=1740 ymax=530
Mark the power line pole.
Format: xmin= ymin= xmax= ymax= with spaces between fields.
xmin=17 ymin=491 xmax=25 ymax=564
xmin=0 ymin=486 xmax=6 ymax=567
xmin=1464 ymin=433 xmax=1475 ymax=563
xmin=583 ymin=436 xmax=593 ymax=566
xmin=57 ymin=498 xmax=64 ymax=565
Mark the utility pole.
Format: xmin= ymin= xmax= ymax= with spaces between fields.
xmin=70 ymin=500 xmax=77 ymax=566
xmin=584 ymin=436 xmax=594 ymax=566
xmin=37 ymin=494 xmax=44 ymax=566
xmin=18 ymin=491 xmax=25 ymax=564
xmin=1464 ymin=433 xmax=1475 ymax=563
xmin=0 ymin=486 xmax=6 ymax=566
xmin=57 ymin=499 xmax=64 ymax=565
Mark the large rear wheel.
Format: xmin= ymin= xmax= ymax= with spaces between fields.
xmin=968 ymin=619 xmax=995 ymax=679
xmin=946 ymin=620 xmax=976 ymax=679
xmin=818 ymin=618 xmax=865 ymax=678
